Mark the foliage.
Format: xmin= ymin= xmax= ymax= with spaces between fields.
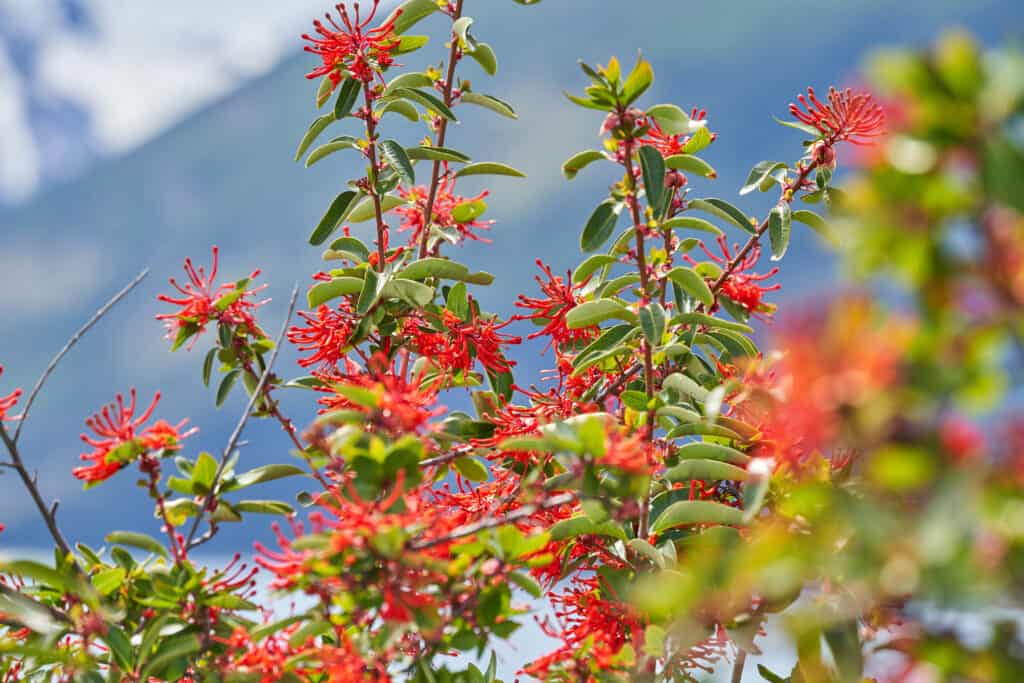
xmin=1 ymin=4 xmax=1022 ymax=681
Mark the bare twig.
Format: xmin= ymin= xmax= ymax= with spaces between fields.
xmin=0 ymin=423 xmax=74 ymax=558
xmin=731 ymin=649 xmax=748 ymax=683
xmin=408 ymin=492 xmax=575 ymax=550
xmin=14 ymin=269 xmax=150 ymax=442
xmin=184 ymin=285 xmax=299 ymax=551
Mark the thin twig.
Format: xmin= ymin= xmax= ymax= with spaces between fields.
xmin=0 ymin=423 xmax=74 ymax=559
xmin=408 ymin=492 xmax=575 ymax=550
xmin=418 ymin=0 xmax=465 ymax=259
xmin=14 ymin=269 xmax=150 ymax=442
xmin=184 ymin=285 xmax=299 ymax=551
xmin=731 ymin=649 xmax=748 ymax=683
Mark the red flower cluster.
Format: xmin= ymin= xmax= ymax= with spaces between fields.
xmin=157 ymin=246 xmax=267 ymax=347
xmin=316 ymin=353 xmax=445 ymax=434
xmin=73 ymin=389 xmax=194 ymax=484
xmin=514 ymin=260 xmax=595 ymax=349
xmin=394 ymin=175 xmax=493 ymax=245
xmin=404 ymin=307 xmax=520 ymax=377
xmin=524 ymin=576 xmax=644 ymax=682
xmin=790 ymin=86 xmax=886 ymax=145
xmin=221 ymin=623 xmax=390 ymax=683
xmin=288 ymin=301 xmax=358 ymax=369
xmin=688 ymin=235 xmax=780 ymax=316
xmin=0 ymin=366 xmax=21 ymax=422
xmin=303 ymin=1 xmax=401 ymax=87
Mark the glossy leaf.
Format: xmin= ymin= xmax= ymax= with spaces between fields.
xmin=651 ymin=500 xmax=744 ymax=534
xmin=455 ymin=162 xmax=526 ymax=178
xmin=580 ymin=200 xmax=619 ymax=252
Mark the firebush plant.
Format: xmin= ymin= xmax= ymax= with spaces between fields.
xmin=1 ymin=0 xmax=1023 ymax=678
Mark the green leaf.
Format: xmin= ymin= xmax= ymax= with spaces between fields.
xmin=333 ymin=77 xmax=361 ymax=119
xmin=662 ymin=216 xmax=722 ymax=236
xmin=651 ymin=500 xmax=744 ymax=534
xmin=453 ymin=457 xmax=489 ymax=482
xmin=388 ymin=0 xmax=438 ymax=34
xmin=229 ymin=464 xmax=307 ymax=490
xmin=382 ymin=278 xmax=435 ymax=307
xmin=550 ymin=515 xmax=626 ymax=541
xmin=768 ymin=202 xmax=792 ymax=261
xmin=562 ymin=150 xmax=606 ymax=180
xmin=638 ymin=145 xmax=666 ymax=215
xmin=682 ymin=125 xmax=713 ymax=154
xmin=665 ymin=460 xmax=748 ymax=483
xmin=0 ymin=560 xmax=72 ymax=592
xmin=307 ymin=276 xmax=364 ymax=307
xmin=378 ymin=139 xmax=415 ymax=186
xmin=663 ymin=372 xmax=709 ymax=401
xmin=105 ymin=531 xmax=169 ymax=558
xmin=673 ymin=312 xmax=753 ymax=333
xmin=349 ymin=194 xmax=405 ymax=223
xmin=192 ymin=451 xmax=218 ymax=490
xmin=384 ymin=71 xmax=434 ymax=93
xmin=357 ymin=268 xmax=381 ymax=314
xmin=316 ymin=75 xmax=334 ymax=109
xmin=309 ymin=190 xmax=360 ymax=246
xmin=389 ymin=87 xmax=457 ymax=121
xmin=468 ymin=42 xmax=498 ymax=76
xmin=665 ymin=154 xmax=717 ymax=178
xmin=103 ymin=624 xmax=134 ymax=670
xmin=452 ymin=199 xmax=488 ymax=223
xmin=202 ymin=348 xmax=216 ymax=387
xmin=399 ymin=257 xmax=494 ymax=284
xmin=404 ymin=145 xmax=471 ymax=163
xmin=688 ymin=198 xmax=755 ymax=234
xmin=294 ymin=113 xmax=335 ymax=162
xmin=740 ymin=160 xmax=788 ymax=195
xmin=573 ymin=254 xmax=618 ymax=283
xmin=580 ymin=200 xmax=620 ymax=252
xmin=394 ymin=34 xmax=429 ymax=55
xmin=234 ymin=500 xmax=295 ymax=515
xmin=91 ymin=567 xmax=126 ymax=596
xmin=460 ymin=91 xmax=516 ymax=118
xmin=621 ymin=57 xmax=653 ymax=105
xmin=378 ymin=98 xmax=420 ymax=122
xmin=565 ymin=299 xmax=637 ymax=328
xmin=666 ymin=267 xmax=714 ymax=307
xmin=305 ymin=136 xmax=359 ymax=167
xmin=639 ymin=303 xmax=666 ymax=344
xmin=677 ymin=441 xmax=751 ymax=466
xmin=508 ymin=571 xmax=543 ymax=598
xmin=455 ymin=162 xmax=526 ymax=178
xmin=216 ymin=370 xmax=240 ymax=407
xmin=647 ymin=104 xmax=695 ymax=135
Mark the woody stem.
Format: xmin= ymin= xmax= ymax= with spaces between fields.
xmin=418 ymin=0 xmax=465 ymax=259
xmin=363 ymin=83 xmax=388 ymax=271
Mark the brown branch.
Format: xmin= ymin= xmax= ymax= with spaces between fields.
xmin=731 ymin=649 xmax=748 ymax=683
xmin=184 ymin=285 xmax=298 ymax=551
xmin=363 ymin=84 xmax=388 ymax=271
xmin=14 ymin=269 xmax=149 ymax=442
xmin=702 ymin=160 xmax=819 ymax=309
xmin=0 ymin=423 xmax=74 ymax=559
xmin=418 ymin=0 xmax=465 ymax=259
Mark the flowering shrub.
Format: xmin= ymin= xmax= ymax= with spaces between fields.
xmin=1 ymin=4 xmax=1023 ymax=681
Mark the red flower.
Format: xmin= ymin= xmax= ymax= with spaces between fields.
xmin=157 ymin=246 xmax=267 ymax=347
xmin=790 ymin=86 xmax=886 ymax=145
xmin=440 ymin=308 xmax=521 ymax=375
xmin=394 ymin=175 xmax=492 ymax=246
xmin=317 ymin=353 xmax=444 ymax=434
xmin=600 ymin=427 xmax=655 ymax=475
xmin=303 ymin=1 xmax=401 ymax=87
xmin=514 ymin=260 xmax=595 ymax=349
xmin=640 ymin=108 xmax=712 ymax=157
xmin=73 ymin=390 xmax=194 ymax=484
xmin=288 ymin=301 xmax=357 ymax=369
xmin=688 ymin=235 xmax=780 ymax=316
xmin=0 ymin=366 xmax=21 ymax=422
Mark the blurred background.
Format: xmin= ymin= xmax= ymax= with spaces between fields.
xmin=0 ymin=0 xmax=1022 ymax=669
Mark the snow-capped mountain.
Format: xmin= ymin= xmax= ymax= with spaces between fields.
xmin=0 ymin=0 xmax=346 ymax=203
